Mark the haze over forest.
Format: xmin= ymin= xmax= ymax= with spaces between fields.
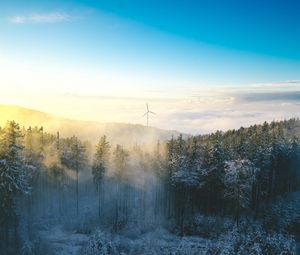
xmin=0 ymin=104 xmax=183 ymax=146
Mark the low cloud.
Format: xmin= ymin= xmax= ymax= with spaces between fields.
xmin=237 ymin=91 xmax=300 ymax=102
xmin=156 ymin=82 xmax=300 ymax=134
xmin=3 ymin=80 xmax=300 ymax=135
xmin=169 ymin=109 xmax=262 ymax=121
xmin=9 ymin=12 xmax=72 ymax=24
xmin=37 ymin=82 xmax=300 ymax=134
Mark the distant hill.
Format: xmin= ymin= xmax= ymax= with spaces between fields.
xmin=0 ymin=104 xmax=185 ymax=146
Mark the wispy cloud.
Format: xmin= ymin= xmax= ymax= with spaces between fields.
xmin=9 ymin=12 xmax=72 ymax=24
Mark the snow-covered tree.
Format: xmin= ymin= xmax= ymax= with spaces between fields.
xmin=60 ymin=136 xmax=87 ymax=216
xmin=224 ymin=159 xmax=258 ymax=226
xmin=201 ymin=140 xmax=227 ymax=213
xmin=112 ymin=144 xmax=129 ymax=231
xmin=170 ymin=135 xmax=188 ymax=187
xmin=112 ymin=144 xmax=129 ymax=181
xmin=92 ymin=135 xmax=110 ymax=217
xmin=0 ymin=121 xmax=32 ymax=243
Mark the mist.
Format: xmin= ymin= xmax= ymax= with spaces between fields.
xmin=1 ymin=118 xmax=300 ymax=254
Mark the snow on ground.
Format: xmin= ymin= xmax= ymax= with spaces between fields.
xmin=38 ymin=225 xmax=89 ymax=255
xmin=37 ymin=219 xmax=299 ymax=255
xmin=38 ymin=225 xmax=211 ymax=255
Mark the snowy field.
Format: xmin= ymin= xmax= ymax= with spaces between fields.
xmin=28 ymin=212 xmax=298 ymax=255
xmin=37 ymin=226 xmax=210 ymax=255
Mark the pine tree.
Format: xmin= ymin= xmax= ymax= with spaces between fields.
xmin=112 ymin=144 xmax=129 ymax=231
xmin=224 ymin=159 xmax=258 ymax=227
xmin=112 ymin=144 xmax=129 ymax=181
xmin=0 ymin=121 xmax=32 ymax=245
xmin=92 ymin=136 xmax=110 ymax=218
xmin=61 ymin=136 xmax=86 ymax=216
xmin=201 ymin=139 xmax=226 ymax=213
xmin=47 ymin=132 xmax=65 ymax=216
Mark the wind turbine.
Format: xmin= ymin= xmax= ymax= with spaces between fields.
xmin=142 ymin=103 xmax=156 ymax=127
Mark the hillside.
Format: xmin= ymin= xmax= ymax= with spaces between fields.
xmin=0 ymin=104 xmax=184 ymax=145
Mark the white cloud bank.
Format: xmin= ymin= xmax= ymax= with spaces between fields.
xmin=8 ymin=12 xmax=72 ymax=24
xmin=0 ymin=57 xmax=299 ymax=135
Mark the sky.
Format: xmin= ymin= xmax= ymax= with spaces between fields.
xmin=0 ymin=0 xmax=300 ymax=134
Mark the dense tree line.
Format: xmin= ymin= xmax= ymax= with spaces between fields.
xmin=0 ymin=118 xmax=300 ymax=253
xmin=165 ymin=119 xmax=300 ymax=232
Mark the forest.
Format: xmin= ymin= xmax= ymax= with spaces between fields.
xmin=1 ymin=118 xmax=300 ymax=254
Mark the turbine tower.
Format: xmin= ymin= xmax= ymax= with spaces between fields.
xmin=142 ymin=103 xmax=156 ymax=127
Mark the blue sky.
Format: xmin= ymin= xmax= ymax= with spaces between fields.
xmin=0 ymin=0 xmax=300 ymax=132
xmin=1 ymin=0 xmax=300 ymax=85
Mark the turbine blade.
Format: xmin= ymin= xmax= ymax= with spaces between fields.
xmin=149 ymin=111 xmax=156 ymax=115
xmin=142 ymin=112 xmax=148 ymax=117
